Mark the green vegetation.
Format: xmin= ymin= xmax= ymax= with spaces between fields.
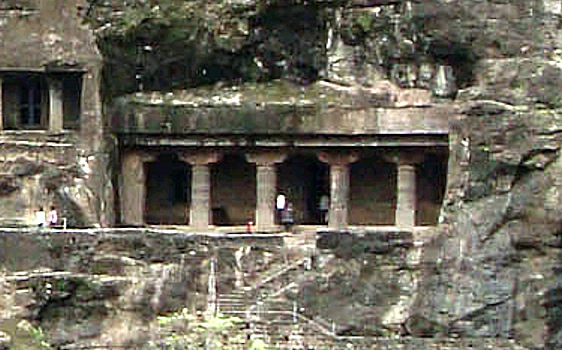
xmin=153 ymin=309 xmax=250 ymax=349
xmin=6 ymin=320 xmax=54 ymax=350
xmin=27 ymin=324 xmax=52 ymax=349
xmin=85 ymin=0 xmax=328 ymax=98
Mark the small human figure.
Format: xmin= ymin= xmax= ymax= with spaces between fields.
xmin=319 ymin=194 xmax=329 ymax=224
xmin=281 ymin=202 xmax=294 ymax=231
xmin=35 ymin=207 xmax=46 ymax=227
xmin=276 ymin=193 xmax=286 ymax=224
xmin=47 ymin=206 xmax=58 ymax=227
xmin=246 ymin=220 xmax=254 ymax=234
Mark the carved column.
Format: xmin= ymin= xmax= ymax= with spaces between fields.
xmin=121 ymin=151 xmax=155 ymax=226
xmin=180 ymin=151 xmax=221 ymax=230
xmin=386 ymin=151 xmax=423 ymax=227
xmin=318 ymin=152 xmax=359 ymax=230
xmin=246 ymin=152 xmax=287 ymax=231
xmin=48 ymin=77 xmax=64 ymax=132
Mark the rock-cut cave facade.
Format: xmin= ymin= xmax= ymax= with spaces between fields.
xmin=0 ymin=1 xmax=452 ymax=231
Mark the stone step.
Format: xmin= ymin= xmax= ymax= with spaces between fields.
xmin=218 ymin=292 xmax=246 ymax=297
xmin=217 ymin=298 xmax=246 ymax=302
xmin=217 ymin=301 xmax=248 ymax=307
xmin=218 ymin=293 xmax=246 ymax=298
xmin=217 ymin=300 xmax=246 ymax=305
xmin=217 ymin=297 xmax=246 ymax=302
xmin=219 ymin=300 xmax=248 ymax=306
xmin=218 ymin=305 xmax=247 ymax=311
xmin=218 ymin=307 xmax=247 ymax=314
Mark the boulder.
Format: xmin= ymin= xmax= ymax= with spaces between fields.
xmin=0 ymin=331 xmax=11 ymax=350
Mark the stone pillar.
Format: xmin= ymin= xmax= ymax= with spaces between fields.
xmin=180 ymin=151 xmax=221 ymax=230
xmin=386 ymin=152 xmax=423 ymax=227
xmin=246 ymin=152 xmax=287 ymax=231
xmin=121 ymin=151 xmax=155 ymax=226
xmin=318 ymin=152 xmax=359 ymax=230
xmin=48 ymin=77 xmax=64 ymax=132
xmin=396 ymin=162 xmax=417 ymax=227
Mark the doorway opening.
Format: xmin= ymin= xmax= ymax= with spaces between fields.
xmin=211 ymin=153 xmax=256 ymax=226
xmin=350 ymin=156 xmax=396 ymax=225
xmin=278 ymin=153 xmax=328 ymax=225
xmin=145 ymin=153 xmax=190 ymax=224
xmin=416 ymin=152 xmax=448 ymax=225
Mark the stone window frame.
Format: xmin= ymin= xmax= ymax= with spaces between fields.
xmin=0 ymin=67 xmax=84 ymax=132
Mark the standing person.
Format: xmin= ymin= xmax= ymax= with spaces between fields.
xmin=47 ymin=206 xmax=58 ymax=227
xmin=35 ymin=207 xmax=46 ymax=227
xmin=281 ymin=202 xmax=294 ymax=232
xmin=276 ymin=193 xmax=286 ymax=224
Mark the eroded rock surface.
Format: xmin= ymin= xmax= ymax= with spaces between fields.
xmin=0 ymin=0 xmax=560 ymax=349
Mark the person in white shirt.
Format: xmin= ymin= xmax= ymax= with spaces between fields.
xmin=276 ymin=194 xmax=286 ymax=224
xmin=35 ymin=207 xmax=46 ymax=227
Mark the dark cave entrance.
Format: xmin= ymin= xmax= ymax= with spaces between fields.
xmin=417 ymin=152 xmax=448 ymax=226
xmin=211 ymin=153 xmax=256 ymax=226
xmin=145 ymin=153 xmax=190 ymax=225
xmin=350 ymin=156 xmax=397 ymax=225
xmin=278 ymin=154 xmax=328 ymax=225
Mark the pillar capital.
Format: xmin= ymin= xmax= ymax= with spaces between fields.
xmin=179 ymin=151 xmax=222 ymax=165
xmin=317 ymin=151 xmax=359 ymax=166
xmin=245 ymin=151 xmax=287 ymax=166
xmin=125 ymin=150 xmax=156 ymax=164
xmin=383 ymin=151 xmax=424 ymax=165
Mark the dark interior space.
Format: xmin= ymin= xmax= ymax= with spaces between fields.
xmin=211 ymin=153 xmax=256 ymax=226
xmin=416 ymin=151 xmax=448 ymax=226
xmin=145 ymin=153 xmax=190 ymax=225
xmin=62 ymin=74 xmax=82 ymax=129
xmin=1 ymin=73 xmax=47 ymax=129
xmin=350 ymin=157 xmax=396 ymax=225
xmin=278 ymin=154 xmax=328 ymax=225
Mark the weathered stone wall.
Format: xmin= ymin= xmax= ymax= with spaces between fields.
xmin=0 ymin=0 xmax=113 ymax=226
xmin=0 ymin=231 xmax=287 ymax=348
xmin=0 ymin=137 xmax=85 ymax=226
xmin=110 ymin=81 xmax=451 ymax=136
xmin=0 ymin=221 xmax=554 ymax=349
xmin=0 ymin=0 xmax=560 ymax=348
xmin=407 ymin=2 xmax=562 ymax=348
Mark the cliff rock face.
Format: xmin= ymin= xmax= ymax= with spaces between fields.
xmin=0 ymin=0 xmax=560 ymax=348
xmin=0 ymin=0 xmax=113 ymax=227
xmin=416 ymin=58 xmax=561 ymax=347
xmin=87 ymin=0 xmax=562 ymax=347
